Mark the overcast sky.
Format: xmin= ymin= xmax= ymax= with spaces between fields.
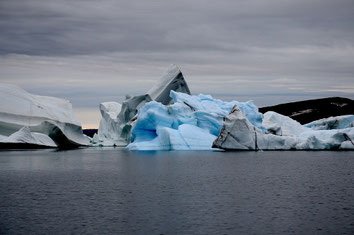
xmin=1 ymin=0 xmax=353 ymax=128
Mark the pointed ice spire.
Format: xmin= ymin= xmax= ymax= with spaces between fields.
xmin=148 ymin=64 xmax=191 ymax=105
xmin=96 ymin=64 xmax=191 ymax=146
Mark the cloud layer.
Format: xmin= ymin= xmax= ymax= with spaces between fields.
xmin=1 ymin=0 xmax=353 ymax=127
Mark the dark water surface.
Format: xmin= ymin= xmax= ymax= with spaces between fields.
xmin=0 ymin=149 xmax=354 ymax=234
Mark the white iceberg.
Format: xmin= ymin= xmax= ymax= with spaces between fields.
xmin=147 ymin=64 xmax=190 ymax=105
xmin=127 ymin=91 xmax=264 ymax=150
xmin=304 ymin=115 xmax=354 ymax=130
xmin=94 ymin=102 xmax=123 ymax=146
xmin=340 ymin=138 xmax=354 ymax=149
xmin=0 ymin=84 xmax=89 ymax=148
xmin=0 ymin=126 xmax=57 ymax=148
xmin=262 ymin=111 xmax=309 ymax=136
xmin=213 ymin=106 xmax=354 ymax=150
xmin=95 ymin=64 xmax=191 ymax=146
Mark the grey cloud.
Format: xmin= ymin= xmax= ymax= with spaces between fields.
xmin=0 ymin=0 xmax=353 ymax=127
xmin=1 ymin=0 xmax=354 ymax=55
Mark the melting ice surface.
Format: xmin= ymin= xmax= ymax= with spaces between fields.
xmin=127 ymin=91 xmax=264 ymax=150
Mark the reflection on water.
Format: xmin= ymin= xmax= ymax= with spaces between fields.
xmin=1 ymin=148 xmax=354 ymax=234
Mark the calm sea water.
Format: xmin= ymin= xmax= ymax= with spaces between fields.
xmin=0 ymin=148 xmax=353 ymax=234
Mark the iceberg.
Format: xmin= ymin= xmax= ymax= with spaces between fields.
xmin=0 ymin=126 xmax=57 ymax=148
xmin=213 ymin=106 xmax=354 ymax=150
xmin=94 ymin=102 xmax=123 ymax=146
xmin=212 ymin=106 xmax=295 ymax=150
xmin=340 ymin=136 xmax=354 ymax=149
xmin=95 ymin=64 xmax=191 ymax=146
xmin=304 ymin=115 xmax=354 ymax=130
xmin=126 ymin=91 xmax=264 ymax=150
xmin=94 ymin=64 xmax=354 ymax=151
xmin=3 ymin=65 xmax=351 ymax=151
xmin=169 ymin=91 xmax=265 ymax=132
xmin=0 ymin=84 xmax=89 ymax=148
xmin=262 ymin=111 xmax=309 ymax=136
xmin=147 ymin=64 xmax=190 ymax=105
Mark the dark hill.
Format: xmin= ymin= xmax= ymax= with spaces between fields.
xmin=83 ymin=129 xmax=98 ymax=138
xmin=259 ymin=97 xmax=354 ymax=124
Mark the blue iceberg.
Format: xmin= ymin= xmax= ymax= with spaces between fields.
xmin=127 ymin=91 xmax=264 ymax=150
xmin=94 ymin=65 xmax=354 ymax=151
xmin=94 ymin=64 xmax=191 ymax=146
